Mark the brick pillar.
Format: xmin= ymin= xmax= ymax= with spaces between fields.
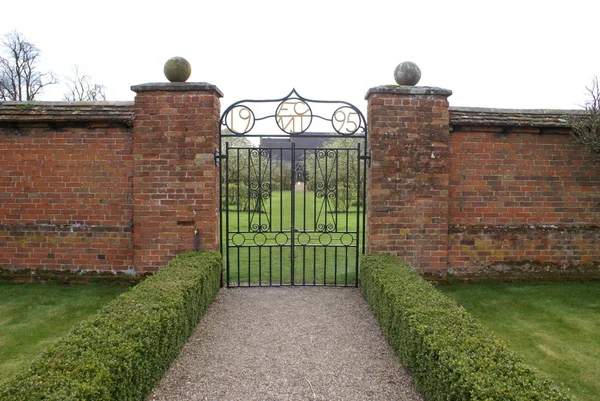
xmin=365 ymin=86 xmax=452 ymax=278
xmin=131 ymin=83 xmax=222 ymax=272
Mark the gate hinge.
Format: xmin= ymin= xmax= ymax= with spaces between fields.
xmin=214 ymin=148 xmax=227 ymax=166
xmin=359 ymin=149 xmax=372 ymax=168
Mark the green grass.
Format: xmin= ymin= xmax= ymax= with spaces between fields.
xmin=222 ymin=190 xmax=363 ymax=286
xmin=438 ymin=281 xmax=600 ymax=401
xmin=0 ymin=282 xmax=128 ymax=385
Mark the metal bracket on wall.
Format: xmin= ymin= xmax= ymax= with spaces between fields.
xmin=193 ymin=227 xmax=199 ymax=252
xmin=214 ymin=148 xmax=227 ymax=167
xmin=359 ymin=150 xmax=372 ymax=168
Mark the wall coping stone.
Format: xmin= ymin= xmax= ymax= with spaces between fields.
xmin=450 ymin=106 xmax=582 ymax=128
xmin=130 ymin=82 xmax=223 ymax=97
xmin=0 ymin=102 xmax=135 ymax=127
xmin=365 ymin=85 xmax=453 ymax=99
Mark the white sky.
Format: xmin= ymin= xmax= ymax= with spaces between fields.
xmin=2 ymin=0 xmax=599 ymax=114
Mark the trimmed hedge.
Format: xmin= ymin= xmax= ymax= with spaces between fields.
xmin=0 ymin=251 xmax=221 ymax=401
xmin=360 ymin=254 xmax=571 ymax=401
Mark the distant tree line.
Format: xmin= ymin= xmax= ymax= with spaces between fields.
xmin=0 ymin=30 xmax=106 ymax=101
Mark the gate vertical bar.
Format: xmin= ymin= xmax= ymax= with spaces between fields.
xmin=279 ymin=149 xmax=283 ymax=285
xmin=334 ymin=149 xmax=339 ymax=287
xmin=356 ymin=143 xmax=361 ymax=287
xmin=290 ymin=142 xmax=296 ymax=285
xmin=236 ymin=148 xmax=241 ymax=287
xmin=313 ymin=149 xmax=317 ymax=285
xmin=302 ymin=148 xmax=307 ymax=285
xmin=219 ymin=144 xmax=224 ymax=287
xmin=224 ymin=142 xmax=231 ymax=287
xmin=324 ymin=149 xmax=328 ymax=284
xmin=258 ymin=148 xmax=263 ymax=286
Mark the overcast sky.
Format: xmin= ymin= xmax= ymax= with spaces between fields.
xmin=2 ymin=0 xmax=599 ymax=113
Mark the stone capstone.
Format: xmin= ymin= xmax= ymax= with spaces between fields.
xmin=164 ymin=57 xmax=192 ymax=83
xmin=394 ymin=61 xmax=421 ymax=86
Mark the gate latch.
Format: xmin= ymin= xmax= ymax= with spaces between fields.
xmin=359 ymin=149 xmax=372 ymax=168
xmin=214 ymin=148 xmax=227 ymax=167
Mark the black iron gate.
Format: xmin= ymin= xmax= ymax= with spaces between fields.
xmin=217 ymin=90 xmax=369 ymax=287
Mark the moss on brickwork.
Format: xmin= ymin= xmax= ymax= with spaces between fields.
xmin=0 ymin=268 xmax=143 ymax=285
xmin=441 ymin=260 xmax=600 ymax=284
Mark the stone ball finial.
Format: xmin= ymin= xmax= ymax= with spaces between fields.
xmin=164 ymin=57 xmax=192 ymax=83
xmin=394 ymin=61 xmax=421 ymax=86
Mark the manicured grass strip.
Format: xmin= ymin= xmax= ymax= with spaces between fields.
xmin=360 ymin=254 xmax=571 ymax=401
xmin=438 ymin=281 xmax=600 ymax=401
xmin=0 ymin=282 xmax=128 ymax=385
xmin=0 ymin=251 xmax=221 ymax=401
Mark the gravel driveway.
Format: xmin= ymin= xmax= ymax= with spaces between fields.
xmin=147 ymin=287 xmax=424 ymax=401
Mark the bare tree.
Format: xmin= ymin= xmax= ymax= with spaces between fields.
xmin=63 ymin=65 xmax=107 ymax=101
xmin=570 ymin=76 xmax=600 ymax=163
xmin=0 ymin=30 xmax=56 ymax=101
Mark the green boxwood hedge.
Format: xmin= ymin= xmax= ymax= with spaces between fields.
xmin=360 ymin=253 xmax=571 ymax=401
xmin=0 ymin=251 xmax=221 ymax=401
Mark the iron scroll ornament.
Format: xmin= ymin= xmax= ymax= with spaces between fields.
xmin=220 ymin=89 xmax=367 ymax=138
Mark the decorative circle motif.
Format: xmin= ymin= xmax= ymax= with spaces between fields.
xmin=341 ymin=233 xmax=354 ymax=246
xmin=224 ymin=106 xmax=255 ymax=135
xmin=254 ymin=233 xmax=267 ymax=246
xmin=275 ymin=232 xmax=289 ymax=245
xmin=319 ymin=233 xmax=332 ymax=246
xmin=232 ymin=233 xmax=245 ymax=246
xmin=164 ymin=57 xmax=191 ymax=82
xmin=297 ymin=232 xmax=311 ymax=245
xmin=332 ymin=106 xmax=361 ymax=135
xmin=394 ymin=61 xmax=421 ymax=86
xmin=275 ymin=99 xmax=313 ymax=134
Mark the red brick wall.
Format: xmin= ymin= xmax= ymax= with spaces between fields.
xmin=131 ymin=83 xmax=221 ymax=272
xmin=0 ymin=119 xmax=134 ymax=273
xmin=3 ymin=88 xmax=598 ymax=281
xmin=448 ymin=124 xmax=600 ymax=279
xmin=366 ymin=86 xmax=452 ymax=277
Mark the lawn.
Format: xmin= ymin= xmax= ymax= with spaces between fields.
xmin=438 ymin=281 xmax=600 ymax=401
xmin=0 ymin=282 xmax=128 ymax=384
xmin=222 ymin=190 xmax=363 ymax=286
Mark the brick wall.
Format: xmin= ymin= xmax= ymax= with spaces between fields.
xmin=448 ymin=108 xmax=600 ymax=280
xmin=131 ymin=83 xmax=222 ymax=272
xmin=366 ymin=86 xmax=452 ymax=277
xmin=0 ymin=103 xmax=135 ymax=273
xmin=366 ymin=92 xmax=599 ymax=281
xmin=2 ymin=85 xmax=598 ymax=281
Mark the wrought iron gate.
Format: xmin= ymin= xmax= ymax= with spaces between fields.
xmin=217 ymin=90 xmax=369 ymax=287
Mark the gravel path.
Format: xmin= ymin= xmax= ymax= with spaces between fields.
xmin=147 ymin=287 xmax=424 ymax=401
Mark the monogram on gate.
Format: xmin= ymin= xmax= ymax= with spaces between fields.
xmin=275 ymin=99 xmax=312 ymax=134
